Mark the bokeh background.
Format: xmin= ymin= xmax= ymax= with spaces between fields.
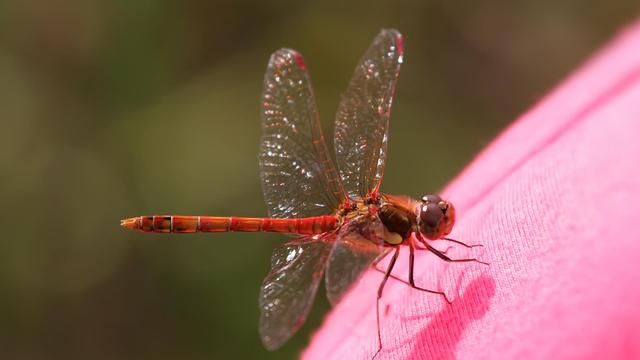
xmin=1 ymin=1 xmax=639 ymax=359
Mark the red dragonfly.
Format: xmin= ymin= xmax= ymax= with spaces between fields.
xmin=121 ymin=29 xmax=486 ymax=357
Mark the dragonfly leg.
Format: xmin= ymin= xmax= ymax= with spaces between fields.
xmin=416 ymin=233 xmax=490 ymax=266
xmin=371 ymin=266 xmax=449 ymax=302
xmin=408 ymin=242 xmax=452 ymax=304
xmin=415 ymin=244 xmax=454 ymax=254
xmin=372 ymin=267 xmax=413 ymax=286
xmin=441 ymin=237 xmax=484 ymax=249
xmin=373 ymin=247 xmax=399 ymax=360
xmin=372 ymin=246 xmax=450 ymax=301
xmin=371 ymin=248 xmax=393 ymax=266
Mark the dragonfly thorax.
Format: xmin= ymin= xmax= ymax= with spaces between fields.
xmin=378 ymin=203 xmax=415 ymax=244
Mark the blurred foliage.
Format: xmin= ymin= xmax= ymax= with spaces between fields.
xmin=1 ymin=1 xmax=638 ymax=359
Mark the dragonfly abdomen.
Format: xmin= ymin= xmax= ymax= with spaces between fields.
xmin=121 ymin=215 xmax=338 ymax=235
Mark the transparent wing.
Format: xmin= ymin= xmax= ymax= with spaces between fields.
xmin=259 ymin=234 xmax=335 ymax=350
xmin=334 ymin=29 xmax=403 ymax=199
xmin=325 ymin=215 xmax=387 ymax=306
xmin=260 ymin=49 xmax=346 ymax=218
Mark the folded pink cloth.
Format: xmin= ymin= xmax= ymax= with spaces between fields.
xmin=303 ymin=21 xmax=640 ymax=360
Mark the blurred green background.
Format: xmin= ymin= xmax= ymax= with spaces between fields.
xmin=1 ymin=1 xmax=638 ymax=359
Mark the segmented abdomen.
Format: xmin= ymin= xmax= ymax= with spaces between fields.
xmin=124 ymin=215 xmax=338 ymax=235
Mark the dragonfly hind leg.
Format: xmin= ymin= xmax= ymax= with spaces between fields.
xmin=373 ymin=246 xmax=400 ymax=360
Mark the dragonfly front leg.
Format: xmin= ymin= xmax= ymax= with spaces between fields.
xmin=441 ymin=237 xmax=484 ymax=249
xmin=416 ymin=233 xmax=490 ymax=266
xmin=415 ymin=244 xmax=454 ymax=254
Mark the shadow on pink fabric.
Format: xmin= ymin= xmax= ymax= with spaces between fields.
xmin=303 ymin=20 xmax=640 ymax=360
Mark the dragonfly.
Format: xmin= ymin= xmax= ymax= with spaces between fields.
xmin=121 ymin=29 xmax=487 ymax=358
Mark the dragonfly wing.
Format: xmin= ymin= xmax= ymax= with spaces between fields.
xmin=325 ymin=215 xmax=387 ymax=306
xmin=334 ymin=29 xmax=403 ymax=199
xmin=260 ymin=49 xmax=346 ymax=218
xmin=259 ymin=234 xmax=335 ymax=350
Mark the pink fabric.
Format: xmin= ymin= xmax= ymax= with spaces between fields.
xmin=303 ymin=21 xmax=640 ymax=360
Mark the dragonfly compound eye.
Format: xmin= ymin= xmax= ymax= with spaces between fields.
xmin=421 ymin=194 xmax=442 ymax=204
xmin=419 ymin=199 xmax=455 ymax=240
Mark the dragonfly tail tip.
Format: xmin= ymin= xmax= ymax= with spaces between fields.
xmin=120 ymin=217 xmax=139 ymax=230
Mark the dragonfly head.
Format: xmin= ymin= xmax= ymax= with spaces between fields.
xmin=417 ymin=194 xmax=456 ymax=240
